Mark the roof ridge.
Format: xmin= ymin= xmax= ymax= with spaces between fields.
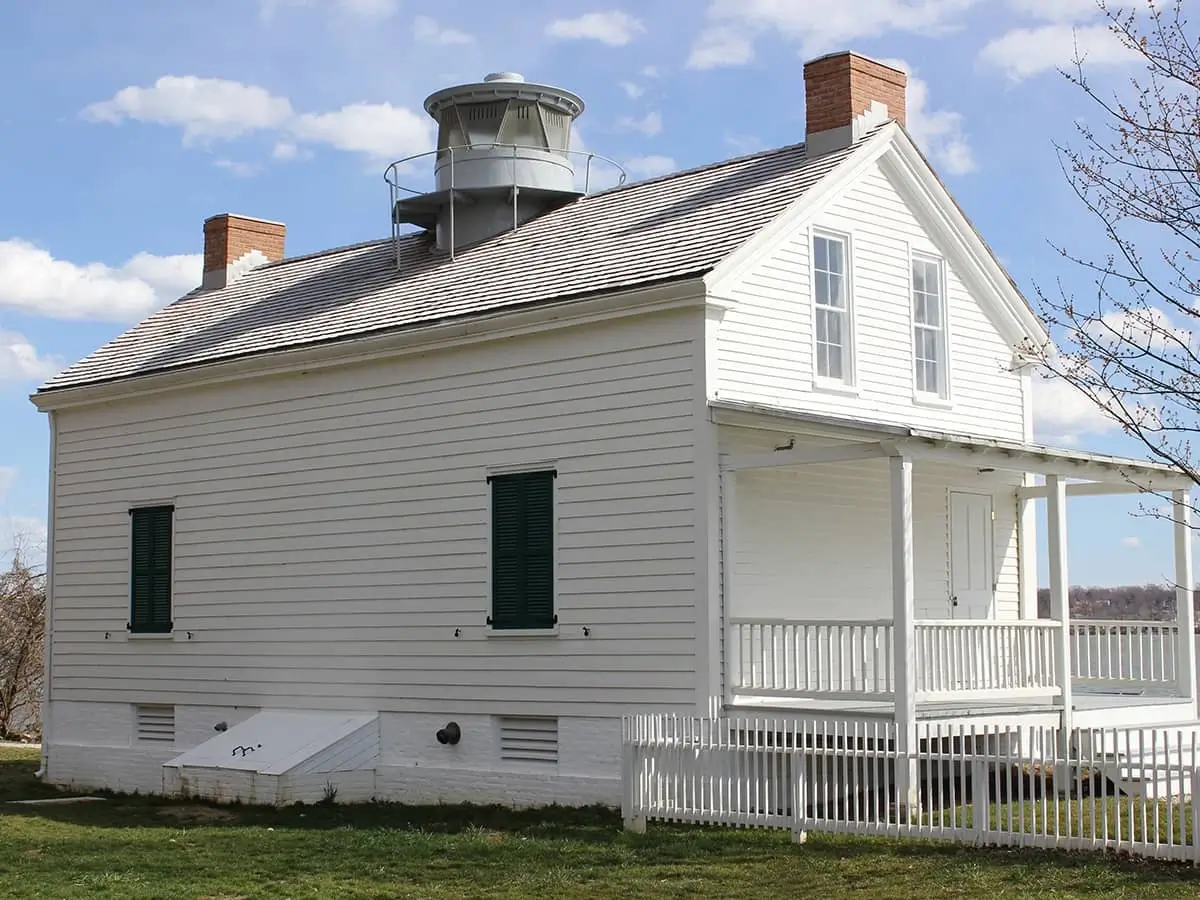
xmin=256 ymin=235 xmax=398 ymax=272
xmin=586 ymin=139 xmax=809 ymax=200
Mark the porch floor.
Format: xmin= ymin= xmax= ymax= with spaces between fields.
xmin=729 ymin=692 xmax=1198 ymax=730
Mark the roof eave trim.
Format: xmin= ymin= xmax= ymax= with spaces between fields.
xmin=703 ymin=124 xmax=897 ymax=297
xmin=31 ymin=276 xmax=708 ymax=412
xmin=879 ymin=130 xmax=1049 ymax=347
xmin=709 ymin=399 xmax=1189 ymax=485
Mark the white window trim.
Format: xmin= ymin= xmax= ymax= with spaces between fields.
xmin=909 ymin=249 xmax=952 ymax=404
xmin=483 ymin=464 xmax=561 ymax=638
xmin=126 ymin=500 xmax=178 ymax=637
xmin=810 ymin=228 xmax=857 ymax=392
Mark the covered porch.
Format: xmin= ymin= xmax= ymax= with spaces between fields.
xmin=714 ymin=403 xmax=1199 ymax=732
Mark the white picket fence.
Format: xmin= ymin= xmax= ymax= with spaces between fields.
xmin=622 ymin=708 xmax=1200 ymax=864
xmin=1069 ymin=620 xmax=1180 ymax=689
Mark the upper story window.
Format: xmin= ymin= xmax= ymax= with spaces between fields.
xmin=912 ymin=255 xmax=948 ymax=398
xmin=812 ymin=233 xmax=852 ymax=385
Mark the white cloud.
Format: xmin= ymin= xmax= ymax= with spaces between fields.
xmin=83 ymin=76 xmax=293 ymax=144
xmin=214 ymin=158 xmax=261 ymax=177
xmin=618 ymin=110 xmax=663 ymax=136
xmin=1083 ymin=307 xmax=1192 ymax=353
xmin=882 ymin=59 xmax=976 ymax=175
xmin=290 ymin=103 xmax=433 ymax=162
xmin=1007 ymin=0 xmax=1102 ymax=22
xmin=0 ymin=239 xmax=201 ymax=322
xmin=980 ymin=22 xmax=1136 ymax=80
xmin=625 ymin=155 xmax=677 ymax=179
xmin=260 ymin=0 xmax=399 ymax=20
xmin=690 ymin=0 xmax=977 ymax=63
xmin=413 ymin=15 xmax=474 ymax=45
xmin=546 ymin=11 xmax=646 ymax=46
xmin=1121 ymin=536 xmax=1142 ymax=549
xmin=1032 ymin=374 xmax=1118 ymax=443
xmin=619 ymin=80 xmax=645 ymax=99
xmin=84 ymin=77 xmax=432 ymax=166
xmin=641 ymin=65 xmax=661 ymax=78
xmin=687 ymin=26 xmax=755 ymax=69
xmin=0 ymin=332 xmax=61 ymax=382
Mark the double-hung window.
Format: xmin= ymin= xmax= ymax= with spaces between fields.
xmin=129 ymin=505 xmax=173 ymax=634
xmin=489 ymin=471 xmax=555 ymax=631
xmin=912 ymin=255 xmax=948 ymax=398
xmin=813 ymin=233 xmax=852 ymax=384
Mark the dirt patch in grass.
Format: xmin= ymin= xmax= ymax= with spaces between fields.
xmin=156 ymin=805 xmax=239 ymax=825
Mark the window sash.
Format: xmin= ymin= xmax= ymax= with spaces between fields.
xmin=912 ymin=257 xmax=946 ymax=396
xmin=490 ymin=471 xmax=555 ymax=630
xmin=813 ymin=235 xmax=849 ymax=382
xmin=130 ymin=506 xmax=173 ymax=633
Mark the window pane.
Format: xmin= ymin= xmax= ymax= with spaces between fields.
xmin=827 ymin=238 xmax=844 ymax=275
xmin=816 ymin=343 xmax=829 ymax=378
xmin=826 ymin=345 xmax=843 ymax=380
xmin=816 ymin=310 xmax=828 ymax=343
xmin=825 ymin=310 xmax=842 ymax=345
xmin=814 ymin=237 xmax=828 ymax=271
xmin=815 ymin=272 xmax=829 ymax=305
xmin=827 ymin=273 xmax=844 ymax=308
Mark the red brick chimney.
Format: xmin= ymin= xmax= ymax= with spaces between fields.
xmin=803 ymin=52 xmax=907 ymax=154
xmin=202 ymin=213 xmax=286 ymax=290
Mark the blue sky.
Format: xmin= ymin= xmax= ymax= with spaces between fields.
xmin=0 ymin=0 xmax=1180 ymax=586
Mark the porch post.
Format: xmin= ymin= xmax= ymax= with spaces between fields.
xmin=1173 ymin=489 xmax=1196 ymax=713
xmin=1017 ymin=475 xmax=1038 ymax=619
xmin=720 ymin=469 xmax=739 ymax=709
xmin=1046 ymin=475 xmax=1072 ymax=735
xmin=890 ymin=454 xmax=918 ymax=813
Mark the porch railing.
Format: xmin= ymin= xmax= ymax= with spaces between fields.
xmin=728 ymin=619 xmax=894 ymax=701
xmin=729 ymin=618 xmax=1061 ymax=704
xmin=1069 ymin=620 xmax=1178 ymax=691
xmin=914 ymin=620 xmax=1061 ymax=701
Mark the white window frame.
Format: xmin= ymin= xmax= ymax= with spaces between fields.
xmin=910 ymin=251 xmax=950 ymax=402
xmin=810 ymin=229 xmax=856 ymax=391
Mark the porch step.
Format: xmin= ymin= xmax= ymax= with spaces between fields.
xmin=1075 ymin=721 xmax=1200 ymax=800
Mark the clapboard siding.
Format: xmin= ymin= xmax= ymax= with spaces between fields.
xmin=50 ymin=309 xmax=702 ymax=717
xmin=713 ymin=160 xmax=1027 ymax=442
xmin=721 ymin=429 xmax=1020 ymax=622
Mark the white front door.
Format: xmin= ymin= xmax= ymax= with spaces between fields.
xmin=950 ymin=492 xmax=994 ymax=619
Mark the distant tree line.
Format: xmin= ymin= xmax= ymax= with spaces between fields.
xmin=1036 ymin=584 xmax=1192 ymax=622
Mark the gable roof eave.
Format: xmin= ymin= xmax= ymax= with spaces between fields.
xmin=704 ymin=122 xmax=1048 ymax=351
xmin=703 ymin=124 xmax=897 ymax=300
xmin=878 ymin=127 xmax=1048 ymax=348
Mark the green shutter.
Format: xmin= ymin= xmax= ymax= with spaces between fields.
xmin=130 ymin=506 xmax=173 ymax=634
xmin=490 ymin=471 xmax=555 ymax=629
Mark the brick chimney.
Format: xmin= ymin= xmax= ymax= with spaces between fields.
xmin=202 ymin=213 xmax=286 ymax=290
xmin=803 ymin=52 xmax=907 ymax=155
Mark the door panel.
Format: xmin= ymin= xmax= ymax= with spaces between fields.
xmin=950 ymin=492 xmax=994 ymax=619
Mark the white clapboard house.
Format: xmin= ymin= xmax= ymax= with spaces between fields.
xmin=32 ymin=53 xmax=1199 ymax=807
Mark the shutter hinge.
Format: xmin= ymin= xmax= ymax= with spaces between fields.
xmin=486 ymin=616 xmax=493 ymax=626
xmin=553 ymin=614 xmax=559 ymax=625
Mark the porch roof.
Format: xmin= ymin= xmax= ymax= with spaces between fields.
xmin=711 ymin=400 xmax=1192 ymax=490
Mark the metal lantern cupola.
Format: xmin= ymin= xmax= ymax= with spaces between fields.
xmin=386 ymin=72 xmax=624 ymax=258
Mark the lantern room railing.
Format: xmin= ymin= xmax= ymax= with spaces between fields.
xmin=384 ymin=143 xmax=628 ymax=261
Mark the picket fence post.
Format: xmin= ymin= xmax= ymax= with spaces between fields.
xmin=790 ymin=749 xmax=808 ymax=845
xmin=622 ymin=720 xmax=646 ymax=834
xmin=971 ymin=758 xmax=989 ymax=845
xmin=1191 ymin=769 xmax=1200 ymax=867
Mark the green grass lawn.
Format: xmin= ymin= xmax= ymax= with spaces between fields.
xmin=4 ymin=747 xmax=1200 ymax=899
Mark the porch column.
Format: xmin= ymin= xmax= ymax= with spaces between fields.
xmin=720 ymin=469 xmax=739 ymax=708
xmin=1046 ymin=475 xmax=1072 ymax=734
xmin=890 ymin=454 xmax=918 ymax=812
xmin=1017 ymin=475 xmax=1038 ymax=619
xmin=1173 ymin=489 xmax=1196 ymax=713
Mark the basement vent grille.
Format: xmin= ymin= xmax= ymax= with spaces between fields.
xmin=499 ymin=716 xmax=558 ymax=764
xmin=135 ymin=704 xmax=176 ymax=743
